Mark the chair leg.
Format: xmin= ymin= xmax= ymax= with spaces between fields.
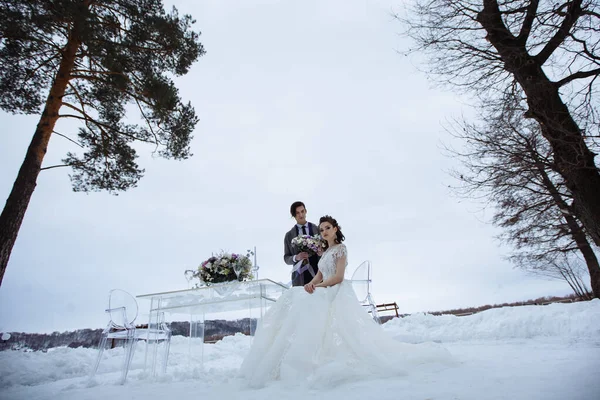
xmin=160 ymin=338 xmax=171 ymax=375
xmin=372 ymin=306 xmax=381 ymax=325
xmin=160 ymin=334 xmax=172 ymax=374
xmin=119 ymin=334 xmax=137 ymax=385
xmin=143 ymin=333 xmax=150 ymax=372
xmin=89 ymin=334 xmax=108 ymax=380
xmin=367 ymin=294 xmax=382 ymax=325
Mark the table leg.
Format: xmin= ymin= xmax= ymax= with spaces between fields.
xmin=146 ymin=297 xmax=162 ymax=378
xmin=189 ymin=313 xmax=205 ymax=368
xmin=248 ymin=293 xmax=255 ymax=336
xmin=259 ymin=283 xmax=266 ymax=320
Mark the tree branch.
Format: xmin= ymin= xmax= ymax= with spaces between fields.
xmin=535 ymin=0 xmax=584 ymax=64
xmin=518 ymin=0 xmax=539 ymax=43
xmin=40 ymin=164 xmax=70 ymax=171
xmin=58 ymin=112 xmax=156 ymax=144
xmin=556 ymin=68 xmax=600 ymax=87
xmin=53 ymin=130 xmax=83 ymax=148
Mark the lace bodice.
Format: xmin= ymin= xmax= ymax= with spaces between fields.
xmin=318 ymin=244 xmax=347 ymax=280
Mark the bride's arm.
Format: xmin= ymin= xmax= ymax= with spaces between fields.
xmin=307 ymin=270 xmax=323 ymax=286
xmin=303 ymin=270 xmax=323 ymax=293
xmin=314 ymin=255 xmax=346 ymax=288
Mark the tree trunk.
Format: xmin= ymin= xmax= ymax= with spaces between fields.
xmin=478 ymin=0 xmax=600 ymax=247
xmin=562 ymin=213 xmax=600 ymax=298
xmin=533 ymin=157 xmax=600 ymax=298
xmin=0 ymin=33 xmax=81 ymax=286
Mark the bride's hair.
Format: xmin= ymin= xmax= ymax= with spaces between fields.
xmin=319 ymin=215 xmax=345 ymax=245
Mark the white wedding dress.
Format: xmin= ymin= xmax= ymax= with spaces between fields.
xmin=239 ymin=244 xmax=453 ymax=388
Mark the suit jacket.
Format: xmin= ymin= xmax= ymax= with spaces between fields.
xmin=283 ymin=222 xmax=320 ymax=267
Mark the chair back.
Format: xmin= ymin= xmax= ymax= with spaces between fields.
xmin=108 ymin=289 xmax=138 ymax=327
xmin=350 ymin=260 xmax=372 ymax=303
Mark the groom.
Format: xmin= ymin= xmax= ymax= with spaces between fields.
xmin=284 ymin=201 xmax=320 ymax=286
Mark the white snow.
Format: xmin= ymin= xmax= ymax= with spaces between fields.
xmin=0 ymin=299 xmax=598 ymax=400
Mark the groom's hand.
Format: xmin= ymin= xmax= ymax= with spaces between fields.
xmin=304 ymin=283 xmax=315 ymax=294
xmin=297 ymin=252 xmax=309 ymax=261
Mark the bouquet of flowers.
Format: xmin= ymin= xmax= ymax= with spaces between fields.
xmin=291 ymin=234 xmax=326 ymax=265
xmin=193 ymin=250 xmax=254 ymax=285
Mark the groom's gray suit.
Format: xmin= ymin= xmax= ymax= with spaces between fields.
xmin=284 ymin=222 xmax=320 ymax=287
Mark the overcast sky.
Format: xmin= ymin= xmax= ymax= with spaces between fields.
xmin=0 ymin=0 xmax=570 ymax=333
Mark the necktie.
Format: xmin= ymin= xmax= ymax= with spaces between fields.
xmin=302 ymin=225 xmax=307 ymax=235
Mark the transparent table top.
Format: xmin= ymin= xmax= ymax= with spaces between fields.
xmin=136 ymin=278 xmax=289 ymax=314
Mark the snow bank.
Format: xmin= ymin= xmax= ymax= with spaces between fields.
xmin=384 ymin=299 xmax=600 ymax=343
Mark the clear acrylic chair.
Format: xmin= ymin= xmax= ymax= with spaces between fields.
xmin=89 ymin=289 xmax=172 ymax=384
xmin=349 ymin=261 xmax=382 ymax=324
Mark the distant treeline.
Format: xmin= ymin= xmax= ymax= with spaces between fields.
xmin=0 ymin=318 xmax=257 ymax=352
xmin=400 ymin=293 xmax=586 ymax=318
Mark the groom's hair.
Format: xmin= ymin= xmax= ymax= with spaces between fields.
xmin=290 ymin=201 xmax=305 ymax=217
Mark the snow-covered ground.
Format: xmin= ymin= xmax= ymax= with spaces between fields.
xmin=1 ymin=300 xmax=599 ymax=400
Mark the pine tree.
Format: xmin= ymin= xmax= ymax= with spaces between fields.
xmin=0 ymin=0 xmax=205 ymax=285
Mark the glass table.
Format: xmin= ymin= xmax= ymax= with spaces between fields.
xmin=136 ymin=278 xmax=288 ymax=376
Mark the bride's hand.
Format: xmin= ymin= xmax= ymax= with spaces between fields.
xmin=304 ymin=283 xmax=315 ymax=294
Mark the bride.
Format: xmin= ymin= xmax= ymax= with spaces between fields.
xmin=239 ymin=215 xmax=453 ymax=387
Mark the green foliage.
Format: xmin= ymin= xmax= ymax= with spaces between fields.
xmin=0 ymin=0 xmax=205 ymax=192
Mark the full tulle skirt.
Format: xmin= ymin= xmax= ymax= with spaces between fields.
xmin=239 ymin=281 xmax=453 ymax=388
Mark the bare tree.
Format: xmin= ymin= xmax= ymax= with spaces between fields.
xmin=402 ymin=0 xmax=600 ymax=246
xmin=523 ymin=254 xmax=594 ymax=299
xmin=447 ymin=98 xmax=600 ymax=297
